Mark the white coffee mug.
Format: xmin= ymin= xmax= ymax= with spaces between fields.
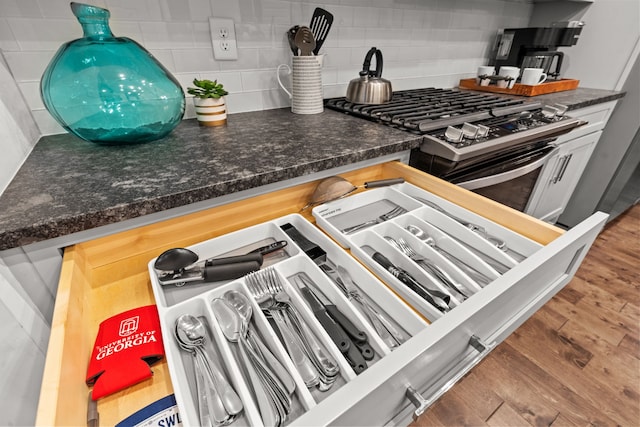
xmin=521 ymin=67 xmax=548 ymax=86
xmin=476 ymin=65 xmax=495 ymax=85
xmin=498 ymin=66 xmax=520 ymax=89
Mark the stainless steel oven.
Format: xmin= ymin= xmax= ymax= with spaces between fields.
xmin=325 ymin=88 xmax=584 ymax=216
xmin=412 ymin=139 xmax=560 ymax=212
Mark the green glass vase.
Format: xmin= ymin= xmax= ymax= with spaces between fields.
xmin=40 ymin=2 xmax=185 ymax=145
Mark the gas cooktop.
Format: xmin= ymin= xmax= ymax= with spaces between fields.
xmin=325 ymin=88 xmax=582 ymax=162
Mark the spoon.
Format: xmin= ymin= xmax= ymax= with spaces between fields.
xmin=222 ymin=294 xmax=292 ymax=417
xmin=223 ymin=290 xmax=297 ymax=395
xmin=212 ymin=299 xmax=281 ymax=427
xmin=407 ymin=224 xmax=510 ymax=275
xmin=406 ymin=225 xmax=492 ymax=287
xmin=175 ymin=315 xmax=244 ymax=417
xmin=175 ymin=315 xmax=237 ymax=425
xmin=294 ymin=26 xmax=315 ymax=56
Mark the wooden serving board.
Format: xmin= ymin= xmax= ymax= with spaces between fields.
xmin=459 ymin=78 xmax=579 ymax=97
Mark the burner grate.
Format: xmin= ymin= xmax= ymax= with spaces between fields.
xmin=325 ymin=88 xmax=533 ymax=133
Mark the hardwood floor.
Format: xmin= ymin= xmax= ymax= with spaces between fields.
xmin=411 ymin=204 xmax=640 ymax=426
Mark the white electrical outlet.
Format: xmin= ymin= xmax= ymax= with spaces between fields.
xmin=210 ymin=17 xmax=238 ymax=60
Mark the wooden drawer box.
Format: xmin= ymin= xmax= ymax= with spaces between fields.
xmin=36 ymin=162 xmax=607 ymax=426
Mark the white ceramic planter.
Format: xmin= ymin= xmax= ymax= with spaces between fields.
xmin=193 ymin=97 xmax=227 ymax=126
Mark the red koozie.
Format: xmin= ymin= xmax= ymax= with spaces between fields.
xmin=86 ymin=305 xmax=165 ymax=399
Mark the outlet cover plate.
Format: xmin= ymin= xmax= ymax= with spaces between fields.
xmin=209 ymin=17 xmax=238 ymax=60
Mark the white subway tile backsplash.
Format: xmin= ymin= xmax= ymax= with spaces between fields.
xmin=336 ymin=27 xmax=366 ymax=48
xmin=8 ymin=18 xmax=78 ymax=51
xmin=193 ymin=22 xmax=213 ymax=48
xmin=262 ymin=87 xmax=289 ymax=110
xmin=323 ymin=83 xmax=348 ymax=99
xmin=104 ymin=0 xmax=164 ymax=22
xmin=257 ymin=0 xmax=293 ymax=26
xmin=16 ymin=81 xmax=42 ymax=110
xmin=401 ymin=8 xmax=425 ymax=28
xmin=377 ymin=7 xmax=403 ymax=29
xmin=140 ymin=22 xmax=196 ymax=49
xmin=241 ymin=69 xmax=277 ymax=91
xmin=31 ymin=109 xmax=63 ymax=136
xmin=1 ymin=0 xmax=535 ymax=127
xmin=225 ymin=90 xmax=263 ymax=113
xmin=205 ymin=71 xmax=243 ymax=93
xmin=257 ymin=47 xmax=290 ymax=69
xmin=148 ymin=49 xmax=177 ymax=73
xmin=172 ymin=48 xmax=220 ymax=73
xmin=218 ymin=47 xmax=259 ymax=71
xmin=110 ymin=21 xmax=144 ymax=41
xmin=325 ymin=5 xmax=354 ymax=27
xmin=0 ymin=1 xmax=42 ymax=18
xmin=37 ymin=0 xmax=102 ymax=19
xmin=236 ymin=23 xmax=274 ymax=48
xmin=3 ymin=50 xmax=54 ymax=82
xmin=210 ymin=0 xmax=242 ymax=22
xmin=352 ymin=6 xmax=381 ymax=28
xmin=174 ymin=72 xmax=200 ymax=93
xmin=0 ymin=19 xmax=20 ymax=51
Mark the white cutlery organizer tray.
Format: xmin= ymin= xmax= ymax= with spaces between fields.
xmin=148 ymin=213 xmax=427 ymax=427
xmin=312 ymin=183 xmax=543 ymax=321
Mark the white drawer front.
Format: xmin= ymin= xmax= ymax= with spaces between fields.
xmin=291 ymin=211 xmax=607 ymax=426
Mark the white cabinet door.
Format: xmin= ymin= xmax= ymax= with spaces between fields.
xmin=527 ymin=131 xmax=601 ymax=222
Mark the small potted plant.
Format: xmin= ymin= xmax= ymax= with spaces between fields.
xmin=187 ymin=78 xmax=229 ymax=126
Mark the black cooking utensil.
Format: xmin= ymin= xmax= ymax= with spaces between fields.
xmin=309 ymin=7 xmax=333 ymax=55
xmin=154 ymin=242 xmax=287 ymax=286
xmin=296 ymin=275 xmax=350 ymax=353
xmin=155 ymin=252 xmax=262 ymax=286
xmin=154 ymin=247 xmax=199 ymax=271
xmin=286 ymin=25 xmax=299 ymax=56
xmin=296 ymin=275 xmax=374 ymax=374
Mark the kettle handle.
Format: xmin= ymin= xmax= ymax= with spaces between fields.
xmin=360 ymin=47 xmax=383 ymax=78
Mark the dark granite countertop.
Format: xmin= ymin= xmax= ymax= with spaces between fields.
xmin=500 ymin=86 xmax=625 ymax=110
xmin=0 ymin=108 xmax=422 ymax=250
xmin=0 ymin=87 xmax=624 ymax=250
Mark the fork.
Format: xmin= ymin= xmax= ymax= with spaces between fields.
xmin=416 ymin=198 xmax=509 ymax=250
xmin=247 ymin=269 xmax=340 ymax=390
xmin=341 ymin=205 xmax=407 ymax=234
xmin=246 ymin=272 xmax=319 ymax=388
xmin=385 ymin=236 xmax=470 ymax=300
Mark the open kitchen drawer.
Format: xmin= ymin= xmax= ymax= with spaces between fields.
xmin=36 ymin=161 xmax=607 ymax=426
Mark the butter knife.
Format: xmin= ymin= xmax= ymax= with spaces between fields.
xmin=372 ymin=251 xmax=451 ymax=313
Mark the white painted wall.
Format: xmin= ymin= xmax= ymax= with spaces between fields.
xmin=0 ymin=56 xmax=39 ymax=195
xmin=529 ymin=0 xmax=640 ymax=225
xmin=530 ymin=0 xmax=640 ymax=91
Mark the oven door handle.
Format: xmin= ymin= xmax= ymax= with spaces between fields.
xmin=457 ymin=146 xmax=560 ymax=190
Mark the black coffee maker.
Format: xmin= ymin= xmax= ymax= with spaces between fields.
xmin=492 ymin=23 xmax=584 ymax=80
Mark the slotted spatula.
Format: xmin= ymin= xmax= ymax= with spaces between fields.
xmin=309 ymin=7 xmax=333 ymax=55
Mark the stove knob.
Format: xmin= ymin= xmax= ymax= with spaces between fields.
xmin=554 ymin=103 xmax=568 ymax=117
xmin=541 ymin=105 xmax=559 ymax=119
xmin=444 ymin=126 xmax=464 ymax=143
xmin=477 ymin=124 xmax=490 ymax=138
xmin=461 ymin=122 xmax=479 ymax=139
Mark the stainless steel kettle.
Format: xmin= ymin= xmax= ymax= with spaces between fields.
xmin=346 ymin=47 xmax=392 ymax=104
